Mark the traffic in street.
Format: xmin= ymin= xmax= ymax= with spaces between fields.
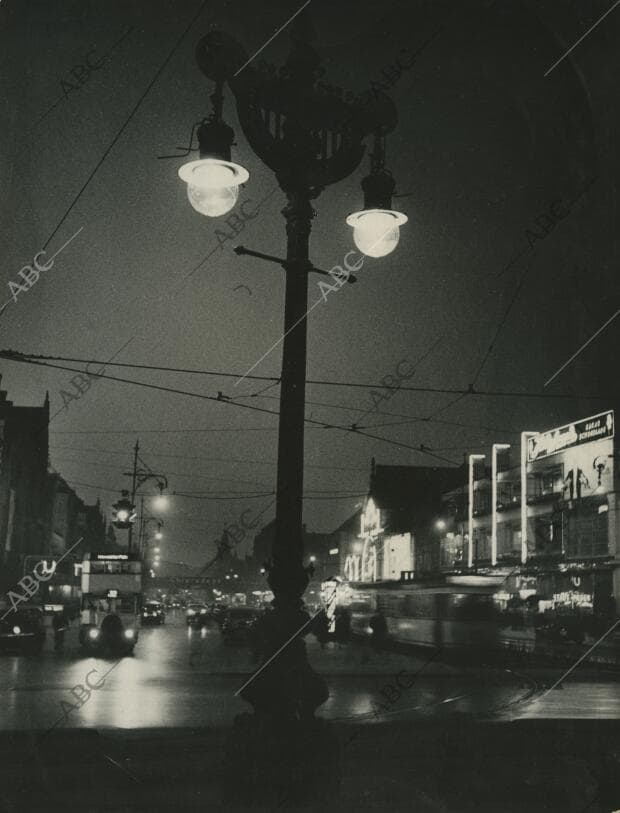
xmin=1 ymin=604 xmax=618 ymax=733
xmin=0 ymin=605 xmax=529 ymax=731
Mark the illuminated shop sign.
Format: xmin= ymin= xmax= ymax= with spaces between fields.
xmin=95 ymin=553 xmax=129 ymax=560
xmin=527 ymin=411 xmax=614 ymax=462
xmin=360 ymin=498 xmax=383 ymax=538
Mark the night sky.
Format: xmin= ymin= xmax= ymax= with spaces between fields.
xmin=1 ymin=0 xmax=618 ymax=568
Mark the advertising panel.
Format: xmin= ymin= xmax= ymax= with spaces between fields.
xmin=527 ymin=411 xmax=614 ymax=462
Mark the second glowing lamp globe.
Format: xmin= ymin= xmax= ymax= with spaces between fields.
xmin=346 ymin=157 xmax=408 ymax=258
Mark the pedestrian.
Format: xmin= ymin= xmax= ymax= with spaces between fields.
xmin=369 ymin=609 xmax=388 ymax=652
xmin=53 ymin=610 xmax=67 ymax=650
xmin=312 ymin=609 xmax=330 ymax=650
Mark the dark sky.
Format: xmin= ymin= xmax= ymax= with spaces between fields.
xmin=1 ymin=0 xmax=618 ymax=568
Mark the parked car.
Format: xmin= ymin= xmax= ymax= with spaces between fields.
xmin=0 ymin=605 xmax=46 ymax=654
xmin=186 ymin=603 xmax=208 ymax=627
xmin=141 ymin=601 xmax=165 ymax=625
xmin=221 ymin=607 xmax=262 ymax=645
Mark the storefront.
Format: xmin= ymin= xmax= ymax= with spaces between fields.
xmin=342 ymin=497 xmax=415 ymax=583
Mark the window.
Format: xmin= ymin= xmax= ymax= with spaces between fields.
xmin=532 ymin=464 xmax=564 ymax=499
xmin=534 ymin=516 xmax=561 ymax=556
xmin=497 ymin=480 xmax=520 ymax=508
xmin=497 ymin=522 xmax=519 ymax=557
xmin=473 ymin=489 xmax=491 ymax=515
xmin=565 ymin=504 xmax=608 ymax=559
xmin=474 ymin=528 xmax=491 ymax=560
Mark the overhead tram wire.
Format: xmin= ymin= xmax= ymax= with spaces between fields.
xmin=416 ymin=256 xmax=536 ymax=426
xmin=5 ymin=351 xmax=611 ymax=401
xmin=49 ymin=444 xmax=369 ymax=473
xmin=0 ymin=353 xmax=459 ymax=465
xmin=51 ymin=455 xmax=274 ymax=490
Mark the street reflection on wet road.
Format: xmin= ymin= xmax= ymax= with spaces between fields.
xmin=1 ymin=611 xmax=616 ymax=730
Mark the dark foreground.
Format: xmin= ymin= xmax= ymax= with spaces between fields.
xmin=0 ymin=719 xmax=619 ymax=812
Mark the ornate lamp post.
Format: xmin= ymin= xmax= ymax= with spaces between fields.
xmin=176 ymin=15 xmax=404 ymax=726
xmin=123 ymin=441 xmax=169 ymax=553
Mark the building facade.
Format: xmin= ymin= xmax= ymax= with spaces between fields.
xmin=0 ymin=382 xmax=50 ymax=589
xmin=339 ymin=460 xmax=464 ymax=585
xmin=441 ymin=410 xmax=619 ymax=619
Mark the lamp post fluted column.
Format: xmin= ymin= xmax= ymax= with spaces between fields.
xmin=270 ymin=193 xmax=313 ymax=611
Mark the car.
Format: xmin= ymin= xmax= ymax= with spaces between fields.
xmin=220 ymin=607 xmax=262 ymax=645
xmin=209 ymin=603 xmax=228 ymax=626
xmin=186 ymin=603 xmax=208 ymax=627
xmin=0 ymin=605 xmax=46 ymax=654
xmin=141 ymin=601 xmax=165 ymax=625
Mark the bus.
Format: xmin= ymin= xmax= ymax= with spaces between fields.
xmin=79 ymin=552 xmax=142 ymax=655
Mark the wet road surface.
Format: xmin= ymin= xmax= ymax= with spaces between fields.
xmin=0 ymin=611 xmax=616 ymax=731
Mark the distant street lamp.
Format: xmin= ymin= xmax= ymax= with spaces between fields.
xmin=124 ymin=440 xmax=169 ymax=552
xmin=434 ymin=519 xmax=447 ymax=532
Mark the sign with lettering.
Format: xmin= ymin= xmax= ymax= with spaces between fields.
xmin=527 ymin=411 xmax=614 ymax=462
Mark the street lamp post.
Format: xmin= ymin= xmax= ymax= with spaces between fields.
xmin=181 ymin=18 xmax=403 ymax=723
xmin=123 ymin=443 xmax=169 ymax=554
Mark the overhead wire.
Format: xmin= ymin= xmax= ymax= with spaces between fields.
xmin=7 ymin=350 xmax=609 ymax=401
xmin=1 ymin=353 xmax=459 ymax=465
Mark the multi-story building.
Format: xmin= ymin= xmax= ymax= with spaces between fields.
xmin=441 ymin=409 xmax=619 ymax=617
xmin=338 ymin=459 xmax=464 ymax=584
xmin=0 ymin=381 xmax=49 ymax=589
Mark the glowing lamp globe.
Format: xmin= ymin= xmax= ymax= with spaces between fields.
xmin=346 ymin=209 xmax=408 ymax=258
xmin=178 ymin=158 xmax=249 ymax=218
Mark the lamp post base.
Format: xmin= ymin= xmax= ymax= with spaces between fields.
xmin=223 ymin=601 xmax=336 ymax=805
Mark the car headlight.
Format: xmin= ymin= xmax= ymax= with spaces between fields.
xmin=200 ymin=609 xmax=207 ymax=614
xmin=13 ymin=626 xmax=21 ymax=635
xmin=187 ymin=609 xmax=195 ymax=616
xmin=88 ymin=628 xmax=100 ymax=639
xmin=124 ymin=629 xmax=135 ymax=639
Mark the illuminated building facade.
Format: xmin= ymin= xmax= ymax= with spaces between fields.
xmin=441 ymin=410 xmax=619 ymax=616
xmin=339 ymin=460 xmax=464 ymax=584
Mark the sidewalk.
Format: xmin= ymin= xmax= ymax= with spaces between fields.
xmin=1 ymin=718 xmax=618 ymax=812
